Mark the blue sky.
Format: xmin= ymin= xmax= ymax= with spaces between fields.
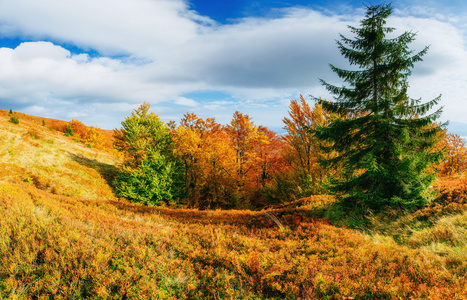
xmin=0 ymin=0 xmax=466 ymax=136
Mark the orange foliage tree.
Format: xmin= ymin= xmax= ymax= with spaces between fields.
xmin=49 ymin=120 xmax=69 ymax=132
xmin=251 ymin=126 xmax=288 ymax=206
xmin=69 ymin=119 xmax=88 ymax=138
xmin=279 ymin=95 xmax=336 ymax=198
xmin=171 ymin=111 xmax=289 ymax=208
xmin=254 ymin=126 xmax=287 ymax=188
xmin=226 ymin=112 xmax=269 ymax=206
xmin=172 ymin=113 xmax=235 ymax=208
xmin=436 ymin=131 xmax=467 ymax=176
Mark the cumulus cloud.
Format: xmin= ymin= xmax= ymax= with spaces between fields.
xmin=388 ymin=16 xmax=467 ymax=123
xmin=172 ymin=9 xmax=352 ymax=89
xmin=0 ymin=0 xmax=208 ymax=57
xmin=0 ymin=0 xmax=465 ymax=131
xmin=0 ymin=42 xmax=155 ymax=103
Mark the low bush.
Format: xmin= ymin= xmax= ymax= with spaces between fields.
xmin=8 ymin=116 xmax=19 ymax=124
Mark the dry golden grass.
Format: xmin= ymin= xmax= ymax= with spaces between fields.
xmin=0 ymin=109 xmax=120 ymax=200
xmin=3 ymin=181 xmax=467 ymax=299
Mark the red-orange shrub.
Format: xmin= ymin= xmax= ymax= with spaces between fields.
xmin=49 ymin=120 xmax=68 ymax=132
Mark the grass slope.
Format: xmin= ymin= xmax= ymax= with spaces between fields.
xmin=1 ymin=110 xmax=467 ymax=299
xmin=0 ymin=109 xmax=118 ymax=200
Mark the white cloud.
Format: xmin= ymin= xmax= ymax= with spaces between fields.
xmin=203 ymin=104 xmax=223 ymax=111
xmin=161 ymin=9 xmax=355 ymax=90
xmin=0 ymin=42 xmax=154 ymax=104
xmin=174 ymin=96 xmax=199 ymax=107
xmin=13 ymin=41 xmax=71 ymax=60
xmin=0 ymin=0 xmax=205 ymax=57
xmin=388 ymin=16 xmax=467 ymax=123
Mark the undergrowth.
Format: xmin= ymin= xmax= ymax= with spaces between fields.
xmin=1 ymin=182 xmax=466 ymax=299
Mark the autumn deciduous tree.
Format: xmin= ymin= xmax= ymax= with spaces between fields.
xmin=49 ymin=120 xmax=70 ymax=133
xmin=226 ymin=112 xmax=267 ymax=205
xmin=172 ymin=113 xmax=205 ymax=202
xmin=316 ymin=4 xmax=443 ymax=209
xmin=227 ymin=112 xmax=261 ymax=183
xmin=255 ymin=126 xmax=287 ymax=188
xmin=437 ymin=131 xmax=467 ymax=175
xmin=282 ymin=95 xmax=334 ymax=196
xmin=172 ymin=113 xmax=235 ymax=208
xmin=197 ymin=120 xmax=237 ymax=208
xmin=250 ymin=126 xmax=288 ymax=206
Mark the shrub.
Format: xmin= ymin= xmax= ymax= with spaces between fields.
xmin=49 ymin=120 xmax=68 ymax=132
xmin=27 ymin=129 xmax=40 ymax=140
xmin=63 ymin=124 xmax=74 ymax=137
xmin=8 ymin=116 xmax=19 ymax=124
xmin=69 ymin=119 xmax=88 ymax=139
xmin=83 ymin=127 xmax=106 ymax=149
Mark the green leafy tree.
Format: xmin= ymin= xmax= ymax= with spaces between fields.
xmin=316 ymin=4 xmax=443 ymax=209
xmin=113 ymin=102 xmax=177 ymax=205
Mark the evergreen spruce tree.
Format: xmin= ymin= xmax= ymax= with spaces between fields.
xmin=113 ymin=102 xmax=181 ymax=205
xmin=316 ymin=4 xmax=443 ymax=209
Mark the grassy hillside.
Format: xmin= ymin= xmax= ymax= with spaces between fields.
xmin=1 ymin=110 xmax=467 ymax=299
xmin=0 ymin=109 xmax=118 ymax=200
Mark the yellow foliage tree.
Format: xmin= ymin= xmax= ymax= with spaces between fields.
xmin=172 ymin=114 xmax=235 ymax=208
xmin=281 ymin=95 xmax=336 ymax=195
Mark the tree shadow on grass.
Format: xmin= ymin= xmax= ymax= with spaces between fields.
xmin=103 ymin=198 xmax=283 ymax=229
xmin=101 ymin=195 xmax=335 ymax=231
xmin=68 ymin=152 xmax=119 ymax=190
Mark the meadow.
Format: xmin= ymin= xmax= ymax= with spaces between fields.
xmin=1 ymin=109 xmax=467 ymax=299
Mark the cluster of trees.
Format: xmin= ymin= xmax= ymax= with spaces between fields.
xmin=113 ymin=4 xmax=465 ymax=210
xmin=113 ymin=100 xmax=335 ymax=208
